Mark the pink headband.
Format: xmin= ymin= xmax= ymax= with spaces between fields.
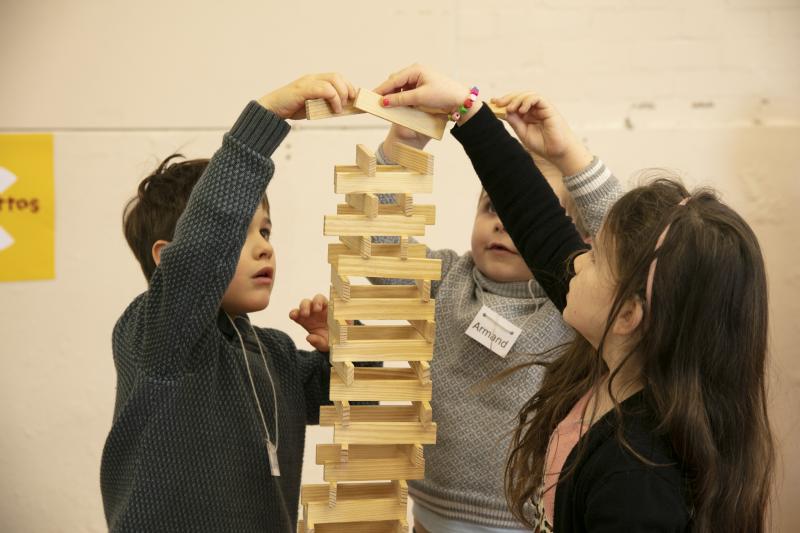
xmin=645 ymin=197 xmax=689 ymax=310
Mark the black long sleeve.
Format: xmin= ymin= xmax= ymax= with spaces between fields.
xmin=451 ymin=104 xmax=589 ymax=312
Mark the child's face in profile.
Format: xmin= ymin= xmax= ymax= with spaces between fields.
xmin=470 ymin=191 xmax=533 ymax=282
xmin=221 ymin=204 xmax=276 ymax=315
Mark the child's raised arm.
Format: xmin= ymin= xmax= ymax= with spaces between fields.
xmin=135 ymin=74 xmax=354 ymax=379
xmin=375 ymin=65 xmax=587 ymax=311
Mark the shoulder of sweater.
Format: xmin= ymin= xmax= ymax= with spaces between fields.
xmin=250 ymin=326 xmax=299 ymax=355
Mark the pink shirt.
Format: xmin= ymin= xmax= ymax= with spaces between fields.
xmin=543 ymin=391 xmax=593 ymax=525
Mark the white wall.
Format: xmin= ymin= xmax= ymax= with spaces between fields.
xmin=1 ymin=0 xmax=798 ymax=531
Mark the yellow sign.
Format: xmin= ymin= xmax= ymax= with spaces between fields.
xmin=0 ymin=134 xmax=55 ymax=281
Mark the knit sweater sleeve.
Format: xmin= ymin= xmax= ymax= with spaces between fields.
xmin=138 ymin=102 xmax=290 ymax=379
xmin=451 ymin=104 xmax=588 ymax=312
xmin=563 ymin=157 xmax=624 ymax=239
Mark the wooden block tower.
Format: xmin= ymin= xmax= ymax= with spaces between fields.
xmin=298 ymin=90 xmax=445 ymax=533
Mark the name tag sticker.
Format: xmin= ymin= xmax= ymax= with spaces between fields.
xmin=465 ymin=305 xmax=521 ymax=358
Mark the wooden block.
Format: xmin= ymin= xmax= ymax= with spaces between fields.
xmin=343 ymin=193 xmax=380 ymax=219
xmin=332 ymin=297 xmax=435 ymax=321
xmin=337 ymin=202 xmax=435 ymax=225
xmin=487 ymin=101 xmax=508 ymax=120
xmin=414 ymin=401 xmax=432 ymax=428
xmin=334 ymin=400 xmax=351 ymax=427
xmin=320 ymin=404 xmax=422 ymax=425
xmin=410 ymin=320 xmax=436 ymax=342
xmin=327 ymin=306 xmax=348 ymax=344
xmin=334 ymin=165 xmax=433 ymax=195
xmin=316 ymin=444 xmax=425 ymax=482
xmin=324 ymin=214 xmax=427 ymax=237
xmin=328 ymin=481 xmax=337 ymax=508
xmin=409 ymin=360 xmax=431 ymax=385
xmin=302 ymin=482 xmax=406 ymax=525
xmin=298 ymin=520 xmax=406 ymax=533
xmin=329 ymin=242 xmax=427 ymax=262
xmin=359 ymin=236 xmax=371 ymax=258
xmin=354 ymin=88 xmax=448 ymax=140
xmin=332 ymin=361 xmax=355 ymax=387
xmin=355 ymin=144 xmax=376 ymax=177
xmin=349 ymin=284 xmax=420 ymax=299
xmin=305 ymin=99 xmax=364 ymax=120
xmin=334 ymin=255 xmax=441 ymax=281
xmin=399 ymin=236 xmax=409 ymax=260
xmin=331 ymin=271 xmax=350 ymax=301
xmin=406 ymin=443 xmax=424 ymax=466
xmin=340 ymin=443 xmax=349 ymax=463
xmin=416 ymin=279 xmax=431 ymax=302
xmin=389 ymin=141 xmax=434 ymax=175
xmin=396 ymin=193 xmax=414 ymax=216
xmin=330 ymin=368 xmax=432 ymax=402
xmin=331 ymin=338 xmax=433 ymax=363
xmin=333 ymin=421 xmax=437 ymax=445
xmin=393 ymin=480 xmax=408 ymax=506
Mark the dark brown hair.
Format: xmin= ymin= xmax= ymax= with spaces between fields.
xmin=123 ymin=154 xmax=268 ymax=281
xmin=505 ymin=177 xmax=774 ymax=532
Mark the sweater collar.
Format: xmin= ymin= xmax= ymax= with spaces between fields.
xmin=472 ymin=266 xmax=548 ymax=299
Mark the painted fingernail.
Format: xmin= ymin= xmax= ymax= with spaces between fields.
xmin=382 ymin=97 xmax=390 ymax=107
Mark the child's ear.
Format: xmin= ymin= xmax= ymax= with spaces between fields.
xmin=151 ymin=240 xmax=170 ymax=267
xmin=612 ymin=297 xmax=644 ymax=337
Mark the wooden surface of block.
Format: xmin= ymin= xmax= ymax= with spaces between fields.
xmin=337 ymin=203 xmax=435 ymax=225
xmin=302 ymin=481 xmax=405 ymax=525
xmin=354 ymin=88 xmax=447 ymax=140
xmin=324 ymin=214 xmax=427 ymax=237
xmin=330 ymin=368 xmax=432 ymax=402
xmin=332 ymin=296 xmax=435 ymax=321
xmin=333 ymin=254 xmax=441 ymax=280
xmin=329 ymin=242 xmax=427 ymax=261
xmin=334 ymin=165 xmax=433 ymax=195
xmin=389 ymin=142 xmax=434 ymax=175
xmin=304 ymin=99 xmax=363 ymax=120
xmin=316 ymin=444 xmax=424 ymax=482
xmin=332 ymin=421 xmax=437 ymax=445
xmin=299 ymin=520 xmax=405 ymax=533
xmin=355 ymin=144 xmax=376 ymax=176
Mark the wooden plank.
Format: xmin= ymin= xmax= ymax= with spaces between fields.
xmin=355 ymin=144 xmax=376 ymax=177
xmin=330 ymin=368 xmax=432 ymax=402
xmin=334 ymin=255 xmax=441 ymax=280
xmin=302 ymin=481 xmax=405 ymax=524
xmin=406 ymin=443 xmax=424 ymax=467
xmin=416 ymin=279 xmax=431 ymax=302
xmin=346 ymin=324 xmax=426 ymax=341
xmin=320 ymin=405 xmax=420 ymax=425
xmin=330 ymin=270 xmax=350 ymax=300
xmin=415 ymin=401 xmax=433 ymax=428
xmin=304 ymin=99 xmax=363 ymax=120
xmin=332 ymin=297 xmax=435 ymax=321
xmin=344 ymin=193 xmax=379 ymax=218
xmin=330 ymin=337 xmax=433 ymax=363
xmin=393 ymin=479 xmax=408 ymax=506
xmin=337 ymin=203 xmax=435 ymax=225
xmin=316 ymin=444 xmax=424 ymax=482
xmin=334 ymin=400 xmax=350 ymax=427
xmin=332 ymin=361 xmax=354 ymax=386
xmin=334 ymin=166 xmax=433 ymax=195
xmin=333 ymin=422 xmax=437 ymax=445
xmin=329 ymin=242 xmax=427 ymax=261
xmin=410 ymin=360 xmax=431 ymax=385
xmin=397 ymin=193 xmax=414 ymax=216
xmin=349 ymin=285 xmax=420 ymax=299
xmin=324 ymin=214 xmax=427 ymax=237
xmin=298 ymin=520 xmax=404 ymax=533
xmin=327 ymin=306 xmax=348 ymax=343
xmin=354 ymin=88 xmax=448 ymax=140
xmin=410 ymin=319 xmax=436 ymax=342
xmin=389 ymin=141 xmax=434 ymax=175
xmin=399 ymin=236 xmax=409 ymax=259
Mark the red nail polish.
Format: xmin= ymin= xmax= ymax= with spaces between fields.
xmin=382 ymin=97 xmax=390 ymax=107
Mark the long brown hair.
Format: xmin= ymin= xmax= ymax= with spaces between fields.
xmin=505 ymin=178 xmax=774 ymax=531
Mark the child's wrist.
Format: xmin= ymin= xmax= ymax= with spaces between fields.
xmin=551 ymin=143 xmax=593 ymax=177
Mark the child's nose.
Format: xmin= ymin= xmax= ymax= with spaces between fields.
xmin=494 ymin=217 xmax=505 ymax=232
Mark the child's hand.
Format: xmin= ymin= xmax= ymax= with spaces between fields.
xmin=492 ymin=92 xmax=592 ymax=176
xmin=258 ymin=73 xmax=355 ymax=120
xmin=289 ymin=294 xmax=330 ymax=352
xmin=373 ymin=64 xmax=482 ymax=124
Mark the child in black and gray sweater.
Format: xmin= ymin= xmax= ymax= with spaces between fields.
xmin=100 ymin=74 xmax=356 ymax=533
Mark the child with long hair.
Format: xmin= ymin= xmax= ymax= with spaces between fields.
xmin=376 ymin=64 xmax=775 ymax=532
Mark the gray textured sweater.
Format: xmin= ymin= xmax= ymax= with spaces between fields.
xmin=376 ymin=148 xmax=623 ymax=528
xmin=100 ymin=102 xmax=330 ymax=533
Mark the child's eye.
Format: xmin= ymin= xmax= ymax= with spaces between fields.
xmin=260 ymin=228 xmax=271 ymax=240
xmin=487 ymin=202 xmax=496 ymax=214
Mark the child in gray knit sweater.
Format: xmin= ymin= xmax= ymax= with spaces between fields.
xmin=373 ymin=97 xmax=623 ymax=533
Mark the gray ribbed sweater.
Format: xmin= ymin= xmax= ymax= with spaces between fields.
xmin=376 ymin=148 xmax=623 ymax=528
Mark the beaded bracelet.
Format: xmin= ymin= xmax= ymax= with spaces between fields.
xmin=448 ymin=86 xmax=479 ymax=121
